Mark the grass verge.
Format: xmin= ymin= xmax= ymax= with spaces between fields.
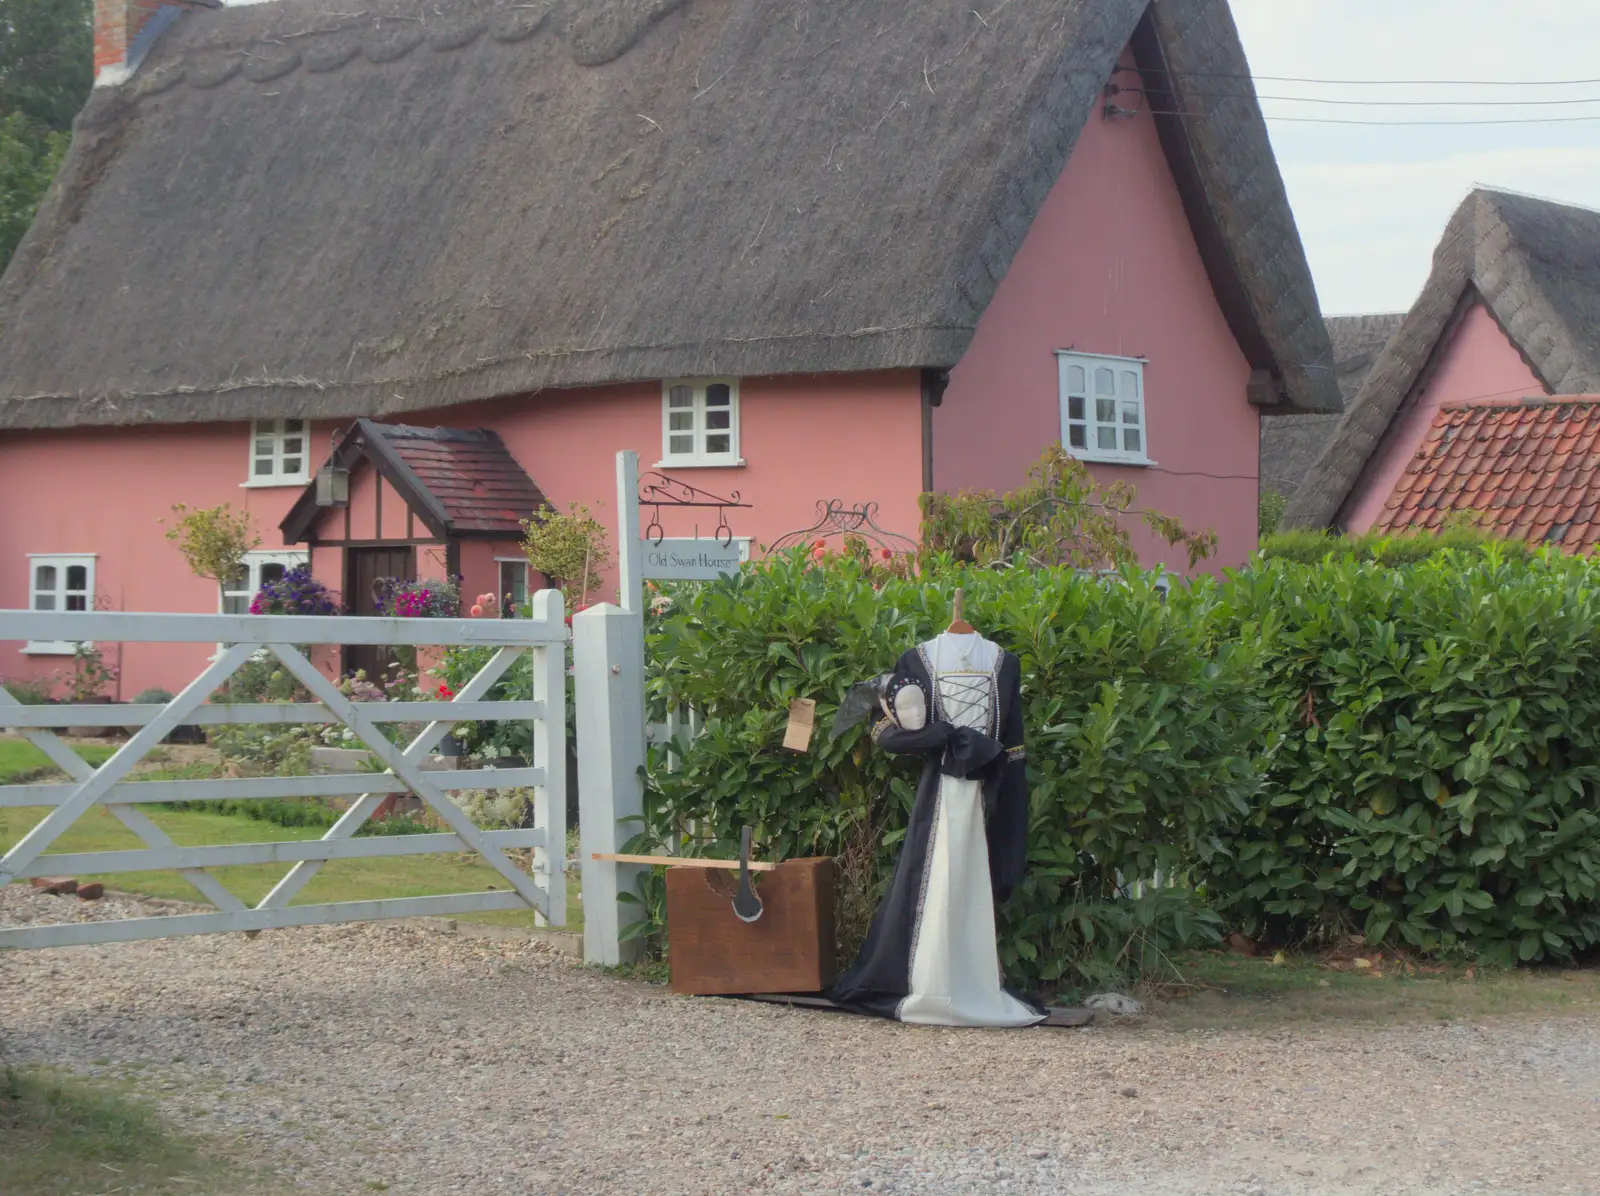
xmin=1 ymin=1065 xmax=281 ymax=1195
xmin=0 ymin=738 xmax=118 ymax=784
xmin=1149 ymin=949 xmax=1600 ymax=1030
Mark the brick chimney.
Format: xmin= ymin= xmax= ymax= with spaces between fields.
xmin=94 ymin=0 xmax=220 ymax=87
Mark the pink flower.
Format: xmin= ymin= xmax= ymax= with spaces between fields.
xmin=880 ymin=548 xmax=893 ymax=560
xmin=470 ymin=604 xmax=484 ymax=617
xmin=811 ymin=546 xmax=827 ymax=561
xmin=813 ymin=538 xmax=827 ymax=549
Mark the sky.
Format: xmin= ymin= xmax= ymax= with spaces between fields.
xmin=1230 ymin=0 xmax=1600 ymax=315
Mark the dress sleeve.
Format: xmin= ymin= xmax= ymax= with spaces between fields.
xmin=870 ymin=650 xmax=953 ymax=757
xmin=985 ymin=652 xmax=1030 ymax=904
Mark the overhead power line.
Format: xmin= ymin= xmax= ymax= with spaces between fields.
xmin=1194 ymin=92 xmax=1600 ymax=108
xmin=1149 ymin=109 xmax=1600 ymax=127
xmin=1122 ymin=67 xmax=1600 ymax=88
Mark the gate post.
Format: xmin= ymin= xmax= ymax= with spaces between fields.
xmin=573 ymin=603 xmax=647 ymax=965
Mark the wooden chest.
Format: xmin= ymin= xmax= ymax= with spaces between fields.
xmin=666 ymin=857 xmax=836 ymax=996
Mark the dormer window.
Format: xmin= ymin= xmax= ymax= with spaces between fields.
xmin=246 ymin=418 xmax=309 ymax=486
xmin=658 ymin=379 xmax=742 ymax=468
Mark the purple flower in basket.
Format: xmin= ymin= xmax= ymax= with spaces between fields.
xmin=251 ymin=565 xmax=340 ymax=616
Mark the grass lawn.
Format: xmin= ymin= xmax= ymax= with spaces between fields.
xmin=2 ymin=1065 xmax=285 ymax=1196
xmin=0 ymin=737 xmax=118 ymax=783
xmin=1149 ymin=948 xmax=1600 ymax=1030
xmin=0 ymin=736 xmax=581 ymax=932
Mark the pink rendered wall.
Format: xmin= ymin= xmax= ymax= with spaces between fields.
xmin=1 ymin=374 xmax=922 ymax=695
xmin=382 ymin=476 xmax=411 ymax=542
xmin=418 ymin=544 xmax=452 ymax=584
xmin=934 ymin=48 xmax=1258 ymax=573
xmin=417 ymin=371 xmax=926 ymax=602
xmin=0 ymin=423 xmax=331 ymax=696
xmin=313 ymin=463 xmax=417 ymax=545
xmin=457 ymin=540 xmax=528 ymax=614
xmin=1342 ymin=301 xmax=1549 ymax=533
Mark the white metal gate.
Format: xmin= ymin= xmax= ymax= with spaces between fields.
xmin=0 ymin=592 xmax=567 ymax=950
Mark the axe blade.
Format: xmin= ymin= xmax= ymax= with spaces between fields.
xmin=732 ymin=825 xmax=763 ymax=923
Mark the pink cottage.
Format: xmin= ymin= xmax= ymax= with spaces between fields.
xmin=1282 ymin=189 xmax=1600 ymax=534
xmin=0 ymin=0 xmax=1338 ymax=697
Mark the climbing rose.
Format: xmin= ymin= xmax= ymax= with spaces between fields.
xmin=470 ymin=604 xmax=484 ymax=617
xmin=880 ymin=548 xmax=893 ymax=560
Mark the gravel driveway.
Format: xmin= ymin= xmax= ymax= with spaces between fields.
xmin=4 ymin=886 xmax=1598 ymax=1196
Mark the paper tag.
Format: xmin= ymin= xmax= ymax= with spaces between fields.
xmin=783 ymin=698 xmax=817 ymax=752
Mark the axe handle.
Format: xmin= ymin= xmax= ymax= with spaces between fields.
xmin=591 ymin=852 xmax=778 ymax=872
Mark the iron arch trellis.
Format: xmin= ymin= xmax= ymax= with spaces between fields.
xmin=637 ymin=471 xmax=751 ymax=548
xmin=769 ymin=500 xmax=918 ymax=556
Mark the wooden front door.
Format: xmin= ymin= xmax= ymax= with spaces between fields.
xmin=345 ymin=546 xmax=416 ymax=680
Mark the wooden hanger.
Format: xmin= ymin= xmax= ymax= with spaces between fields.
xmin=947 ymin=587 xmax=974 ymax=635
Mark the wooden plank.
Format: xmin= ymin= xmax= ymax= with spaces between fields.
xmin=738 ymin=993 xmax=842 ymax=1009
xmin=0 ymin=890 xmax=531 ymax=951
xmin=592 ymin=853 xmax=778 ymax=872
xmin=16 ymin=827 xmax=545 ymax=875
xmin=270 ymin=645 xmax=554 ymax=920
xmin=1043 ymin=1006 xmax=1096 ymax=1028
xmin=106 ymin=803 xmax=246 ymax=914
xmin=0 ymin=644 xmax=255 ymax=889
xmin=0 ymin=767 xmax=546 ymax=809
xmin=254 ymin=644 xmax=528 ymax=911
xmin=0 ymin=610 xmax=564 ymax=647
xmin=1 ymin=687 xmax=244 ymax=914
xmin=0 ymin=700 xmax=544 ymax=729
xmin=531 ymin=590 xmax=566 ymax=927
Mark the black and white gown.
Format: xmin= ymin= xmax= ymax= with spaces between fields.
xmin=830 ymin=631 xmax=1044 ymax=1028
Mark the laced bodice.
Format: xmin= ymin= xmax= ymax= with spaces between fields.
xmin=920 ymin=632 xmax=1000 ymax=735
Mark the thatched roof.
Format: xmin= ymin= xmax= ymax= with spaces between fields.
xmin=0 ymin=0 xmax=1339 ymax=430
xmin=1284 ymin=189 xmax=1600 ymax=529
xmin=1259 ymin=313 xmax=1402 ymax=500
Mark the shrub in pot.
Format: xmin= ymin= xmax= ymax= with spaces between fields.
xmin=66 ymin=645 xmax=120 ymax=737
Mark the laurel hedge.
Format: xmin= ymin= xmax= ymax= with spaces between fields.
xmin=645 ymin=553 xmax=1262 ymax=991
xmin=644 ymin=547 xmax=1600 ymax=986
xmin=1205 ymin=550 xmax=1600 ymax=966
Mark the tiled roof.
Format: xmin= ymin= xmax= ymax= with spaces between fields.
xmin=1286 ymin=189 xmax=1600 ymax=530
xmin=1372 ymin=397 xmax=1600 ymax=549
xmin=372 ymin=424 xmax=547 ymax=536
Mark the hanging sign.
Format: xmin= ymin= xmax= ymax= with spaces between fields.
xmin=782 ymin=698 xmax=817 ymax=753
xmin=641 ymin=538 xmax=751 ymax=581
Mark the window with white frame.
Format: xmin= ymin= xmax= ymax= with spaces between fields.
xmin=220 ymin=551 xmax=308 ymax=614
xmin=25 ymin=554 xmax=95 ymax=654
xmin=246 ymin=418 xmax=310 ymax=485
xmin=659 ymin=379 xmax=741 ymax=467
xmin=497 ymin=558 xmax=530 ymax=615
xmin=1057 ymin=352 xmax=1150 ymax=464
